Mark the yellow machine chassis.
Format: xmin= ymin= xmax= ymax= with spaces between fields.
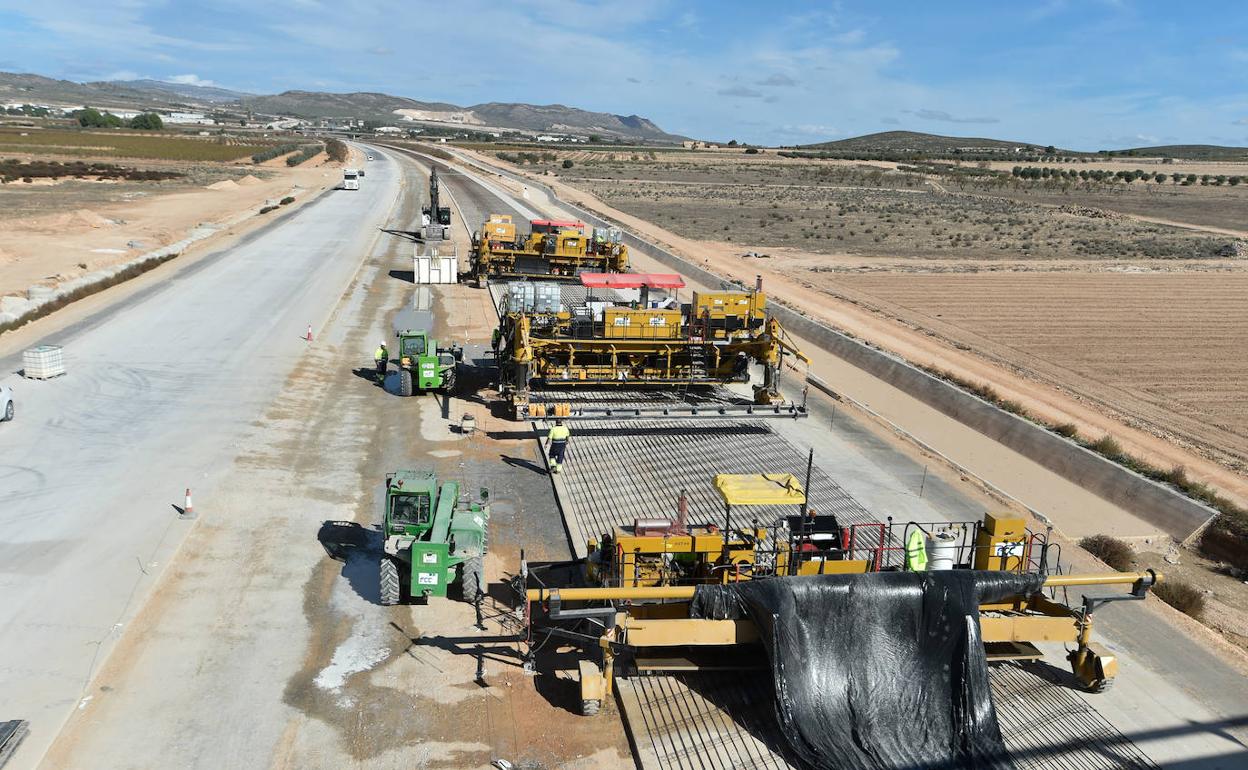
xmin=529 ymin=572 xmax=1159 ymax=714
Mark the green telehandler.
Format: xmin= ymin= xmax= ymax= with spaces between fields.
xmin=394 ymin=329 xmax=462 ymax=397
xmin=380 ymin=470 xmax=489 ymax=605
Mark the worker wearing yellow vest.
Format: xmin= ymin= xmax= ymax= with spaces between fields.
xmin=548 ymin=419 xmax=571 ymax=474
xmin=373 ymin=341 xmax=389 ymax=382
xmin=904 ymin=528 xmax=928 ymax=571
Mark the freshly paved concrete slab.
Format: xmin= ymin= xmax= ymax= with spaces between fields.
xmin=0 ymin=146 xmax=403 ymax=769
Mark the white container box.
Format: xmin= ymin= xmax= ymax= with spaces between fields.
xmin=414 ymin=249 xmax=458 ymax=284
xmin=23 ymin=345 xmax=65 ymax=379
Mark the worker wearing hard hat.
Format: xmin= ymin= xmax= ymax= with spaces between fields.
xmin=373 ymin=341 xmax=389 ymax=382
xmin=548 ymin=419 xmax=571 ymax=474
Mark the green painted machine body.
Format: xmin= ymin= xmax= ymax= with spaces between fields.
xmin=395 ymin=330 xmax=461 ymax=394
xmin=382 ymin=470 xmax=488 ymax=599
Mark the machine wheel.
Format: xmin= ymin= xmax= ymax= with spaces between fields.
xmin=1086 ymin=678 xmax=1113 ymax=694
xmin=2 ymin=400 xmax=12 ymax=421
xmin=461 ymin=556 xmax=483 ymax=601
xmin=443 ymin=369 xmax=458 ymax=395
xmin=398 ymin=370 xmax=414 ymax=397
xmin=580 ymin=699 xmax=601 ymax=717
xmin=379 ymin=558 xmax=401 ymax=606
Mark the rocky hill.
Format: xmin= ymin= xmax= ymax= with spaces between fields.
xmin=0 ymin=71 xmax=682 ymax=142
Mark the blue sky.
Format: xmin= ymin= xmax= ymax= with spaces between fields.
xmin=1 ymin=0 xmax=1246 ymax=148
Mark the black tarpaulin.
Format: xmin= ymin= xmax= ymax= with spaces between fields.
xmin=690 ymin=570 xmax=1046 ymax=770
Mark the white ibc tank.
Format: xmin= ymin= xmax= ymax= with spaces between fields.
xmin=926 ymin=531 xmax=959 ymax=571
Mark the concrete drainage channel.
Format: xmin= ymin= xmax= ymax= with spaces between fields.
xmin=447 ymin=151 xmax=1219 ymax=544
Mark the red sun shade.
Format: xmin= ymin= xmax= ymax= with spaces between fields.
xmin=580 ymin=273 xmax=687 ymax=289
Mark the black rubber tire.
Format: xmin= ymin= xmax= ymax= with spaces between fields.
xmin=581 ymin=699 xmax=601 ymax=717
xmin=443 ymin=369 xmax=457 ymax=395
xmin=379 ymin=558 xmax=401 ymax=606
xmin=1087 ymin=678 xmax=1113 ymax=694
xmin=398 ymin=369 xmax=414 ymax=397
xmin=461 ymin=556 xmax=483 ymax=601
xmin=2 ymin=400 xmax=11 ymax=422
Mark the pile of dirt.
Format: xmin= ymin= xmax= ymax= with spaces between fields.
xmin=206 ymin=180 xmax=240 ymax=191
xmin=74 ymin=209 xmax=116 ymax=228
xmin=237 ymin=175 xmax=263 ymax=186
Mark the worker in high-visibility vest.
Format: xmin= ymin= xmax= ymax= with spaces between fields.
xmin=904 ymin=528 xmax=928 ymax=571
xmin=548 ymin=419 xmax=571 ymax=474
xmin=373 ymin=342 xmax=389 ymax=382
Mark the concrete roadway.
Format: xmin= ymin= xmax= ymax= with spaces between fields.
xmin=443 ymin=147 xmax=1248 ymax=765
xmin=4 ymin=140 xmax=1244 ymax=768
xmin=0 ymin=145 xmax=403 ymax=768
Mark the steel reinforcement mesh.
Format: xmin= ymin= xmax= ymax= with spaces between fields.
xmin=620 ymin=663 xmax=1156 ymax=770
xmin=551 ymin=420 xmax=873 ymax=555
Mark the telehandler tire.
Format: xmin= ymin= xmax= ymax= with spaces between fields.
xmin=461 ymin=556 xmax=483 ymax=601
xmin=379 ymin=558 xmax=401 ymax=606
xmin=399 ymin=370 xmax=414 ymax=397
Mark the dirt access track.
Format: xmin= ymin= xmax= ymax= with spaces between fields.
xmin=0 ymin=147 xmax=359 ymax=297
xmin=454 ymin=147 xmax=1248 ymax=511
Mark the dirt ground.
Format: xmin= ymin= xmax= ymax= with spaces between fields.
xmin=828 ymin=271 xmax=1248 ymax=473
xmin=0 ymin=148 xmax=355 ymax=295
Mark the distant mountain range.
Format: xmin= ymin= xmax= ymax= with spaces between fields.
xmin=799 ymin=130 xmax=1066 ymax=154
xmin=0 ymin=71 xmax=682 ymax=142
xmin=799 ymin=130 xmax=1248 ymax=159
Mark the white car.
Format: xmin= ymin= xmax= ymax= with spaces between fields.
xmin=1 ymin=383 xmax=12 ymax=422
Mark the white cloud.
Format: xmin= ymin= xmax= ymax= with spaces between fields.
xmin=774 ymin=124 xmax=842 ymax=140
xmin=756 ymin=73 xmax=798 ymax=87
xmin=1232 ymin=118 xmax=1248 ymax=126
xmin=718 ymin=85 xmax=763 ymax=98
xmin=103 ymin=69 xmax=143 ymax=81
xmin=906 ymin=108 xmax=1000 ymax=124
xmin=167 ymin=73 xmax=216 ymax=87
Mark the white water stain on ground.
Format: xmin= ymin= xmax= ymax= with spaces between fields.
xmin=428 ymin=448 xmax=462 ymax=458
xmin=313 ymin=631 xmax=390 ymax=697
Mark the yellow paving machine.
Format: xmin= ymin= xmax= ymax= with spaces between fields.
xmin=467 ymin=215 xmax=629 ymax=285
xmin=520 ymin=473 xmax=1161 ymax=715
xmin=495 ymin=273 xmax=810 ymax=419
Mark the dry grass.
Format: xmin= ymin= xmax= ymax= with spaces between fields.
xmin=1153 ymin=579 xmax=1206 ymax=619
xmin=571 ymin=177 xmax=1227 ymax=261
xmin=1079 ymin=534 xmax=1135 ymax=571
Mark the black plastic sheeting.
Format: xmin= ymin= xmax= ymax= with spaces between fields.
xmin=690 ymin=570 xmax=1047 ymax=770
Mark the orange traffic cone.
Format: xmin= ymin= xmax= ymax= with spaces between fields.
xmin=184 ymin=488 xmax=194 ymax=517
xmin=305 ymin=324 xmax=314 ymax=342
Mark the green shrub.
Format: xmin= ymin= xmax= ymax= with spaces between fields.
xmin=285 ymin=144 xmax=323 ymax=166
xmin=1087 ymin=434 xmax=1124 ymax=459
xmin=1053 ymin=422 xmax=1079 ymax=438
xmin=75 ymin=107 xmax=123 ymax=128
xmin=128 ymin=113 xmax=164 ymax=130
xmin=251 ymin=143 xmax=302 ymax=164
xmin=1153 ymin=579 xmax=1205 ymax=619
xmin=279 ymin=196 xmax=295 ymax=205
xmin=1079 ymin=534 xmax=1135 ymax=571
xmin=562 ymin=159 xmax=574 ymax=169
xmin=326 ymin=138 xmax=348 ymax=163
xmin=259 ymin=205 xmax=278 ymax=214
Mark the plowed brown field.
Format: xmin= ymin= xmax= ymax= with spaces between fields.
xmin=828 ymin=272 xmax=1248 ymax=471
